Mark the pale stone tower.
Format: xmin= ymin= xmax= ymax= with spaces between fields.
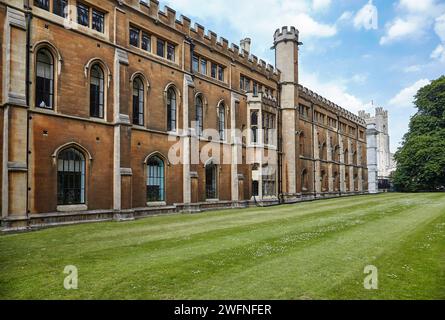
xmin=273 ymin=26 xmax=301 ymax=201
xmin=359 ymin=107 xmax=395 ymax=193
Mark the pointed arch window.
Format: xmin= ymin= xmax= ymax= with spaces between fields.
xmin=218 ymin=103 xmax=225 ymax=141
xmin=57 ymin=148 xmax=86 ymax=205
xmin=205 ymin=162 xmax=218 ymax=199
xmin=195 ymin=96 xmax=203 ymax=136
xmin=133 ymin=77 xmax=144 ymax=126
xmin=35 ymin=48 xmax=54 ymax=109
xmin=167 ymin=87 xmax=177 ymax=132
xmin=90 ymin=64 xmax=104 ymax=118
xmin=147 ymin=156 xmax=165 ymax=202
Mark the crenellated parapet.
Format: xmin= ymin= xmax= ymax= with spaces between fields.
xmin=273 ymin=26 xmax=302 ymax=47
xmin=121 ymin=0 xmax=280 ymax=80
xmin=298 ymin=85 xmax=366 ymax=126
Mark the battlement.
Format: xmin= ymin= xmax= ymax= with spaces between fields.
xmin=298 ymin=85 xmax=366 ymax=126
xmin=375 ymin=107 xmax=388 ymax=117
xmin=358 ymin=110 xmax=371 ymax=119
xmin=273 ymin=26 xmax=301 ymax=46
xmin=124 ymin=0 xmax=280 ymax=80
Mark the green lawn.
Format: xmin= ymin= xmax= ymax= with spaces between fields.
xmin=1 ymin=193 xmax=444 ymax=300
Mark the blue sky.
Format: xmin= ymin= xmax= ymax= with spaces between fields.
xmin=161 ymin=0 xmax=445 ymax=151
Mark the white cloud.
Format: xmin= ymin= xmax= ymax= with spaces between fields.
xmin=380 ymin=17 xmax=425 ymax=45
xmin=300 ymin=72 xmax=370 ymax=114
xmin=380 ymin=0 xmax=445 ymax=45
xmin=353 ymin=0 xmax=378 ymax=30
xmin=388 ymin=79 xmax=430 ymax=107
xmin=403 ymin=64 xmax=422 ymax=73
xmin=338 ymin=11 xmax=353 ymax=22
xmin=434 ymin=14 xmax=445 ymax=41
xmin=431 ymin=44 xmax=445 ymax=62
xmin=313 ymin=0 xmax=331 ymax=11
xmin=397 ymin=0 xmax=437 ymax=13
xmin=162 ymin=0 xmax=338 ymax=49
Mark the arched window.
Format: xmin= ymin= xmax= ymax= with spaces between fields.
xmin=206 ymin=162 xmax=218 ymax=199
xmin=218 ymin=103 xmax=225 ymax=141
xmin=90 ymin=64 xmax=104 ymax=118
xmin=344 ymin=149 xmax=349 ymax=165
xmin=301 ymin=169 xmax=308 ymax=192
xmin=147 ymin=156 xmax=165 ymax=202
xmin=57 ymin=148 xmax=86 ymax=205
xmin=132 ymin=77 xmax=144 ymax=126
xmin=195 ymin=96 xmax=203 ymax=136
xmin=167 ymin=87 xmax=176 ymax=132
xmin=35 ymin=48 xmax=54 ymax=109
xmin=251 ymin=111 xmax=258 ymax=143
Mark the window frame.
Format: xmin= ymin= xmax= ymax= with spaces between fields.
xmin=132 ymin=77 xmax=145 ymax=126
xmin=89 ymin=64 xmax=105 ymax=119
xmin=146 ymin=156 xmax=166 ymax=203
xmin=166 ymin=87 xmax=177 ymax=132
xmin=35 ymin=48 xmax=55 ymax=110
xmin=57 ymin=147 xmax=86 ymax=206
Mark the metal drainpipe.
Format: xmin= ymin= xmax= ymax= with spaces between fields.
xmin=25 ymin=5 xmax=32 ymax=222
xmin=312 ymin=103 xmax=316 ymax=198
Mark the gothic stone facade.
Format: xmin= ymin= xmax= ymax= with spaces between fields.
xmin=1 ymin=0 xmax=368 ymax=230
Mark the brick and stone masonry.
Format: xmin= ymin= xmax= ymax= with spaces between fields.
xmin=0 ymin=0 xmax=368 ymax=231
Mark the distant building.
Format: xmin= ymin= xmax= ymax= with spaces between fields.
xmin=359 ymin=108 xmax=396 ymax=193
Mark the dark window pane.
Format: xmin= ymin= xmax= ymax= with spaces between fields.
xmin=132 ymin=78 xmax=144 ymax=126
xmin=167 ymin=88 xmax=176 ymax=131
xmin=200 ymin=58 xmax=207 ymax=75
xmin=211 ymin=63 xmax=217 ymax=78
xmin=167 ymin=43 xmax=175 ymax=61
xmin=192 ymin=55 xmax=199 ymax=73
xmin=35 ymin=0 xmax=49 ymax=10
xmin=77 ymin=3 xmax=89 ymax=27
xmin=130 ymin=28 xmax=140 ymax=47
xmin=92 ymin=9 xmax=104 ymax=33
xmin=53 ymin=0 xmax=68 ymax=17
xmin=141 ymin=33 xmax=151 ymax=51
xmin=157 ymin=39 xmax=165 ymax=57
xmin=205 ymin=164 xmax=217 ymax=199
xmin=218 ymin=65 xmax=224 ymax=81
xmin=196 ymin=97 xmax=203 ymax=136
xmin=57 ymin=148 xmax=85 ymax=205
xmin=90 ymin=65 xmax=104 ymax=118
xmin=147 ymin=157 xmax=165 ymax=202
xmin=35 ymin=49 xmax=54 ymax=109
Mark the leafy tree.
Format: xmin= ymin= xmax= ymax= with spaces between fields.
xmin=393 ymin=75 xmax=445 ymax=191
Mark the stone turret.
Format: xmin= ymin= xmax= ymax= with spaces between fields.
xmin=273 ymin=26 xmax=302 ymax=200
xmin=359 ymin=107 xmax=394 ymax=193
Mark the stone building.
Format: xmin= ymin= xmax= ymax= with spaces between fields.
xmin=1 ymin=0 xmax=368 ymax=230
xmin=359 ymin=107 xmax=395 ymax=193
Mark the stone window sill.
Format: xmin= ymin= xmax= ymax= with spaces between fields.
xmin=57 ymin=204 xmax=88 ymax=212
xmin=146 ymin=201 xmax=167 ymax=207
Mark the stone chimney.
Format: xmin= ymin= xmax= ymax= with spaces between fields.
xmin=240 ymin=38 xmax=251 ymax=53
